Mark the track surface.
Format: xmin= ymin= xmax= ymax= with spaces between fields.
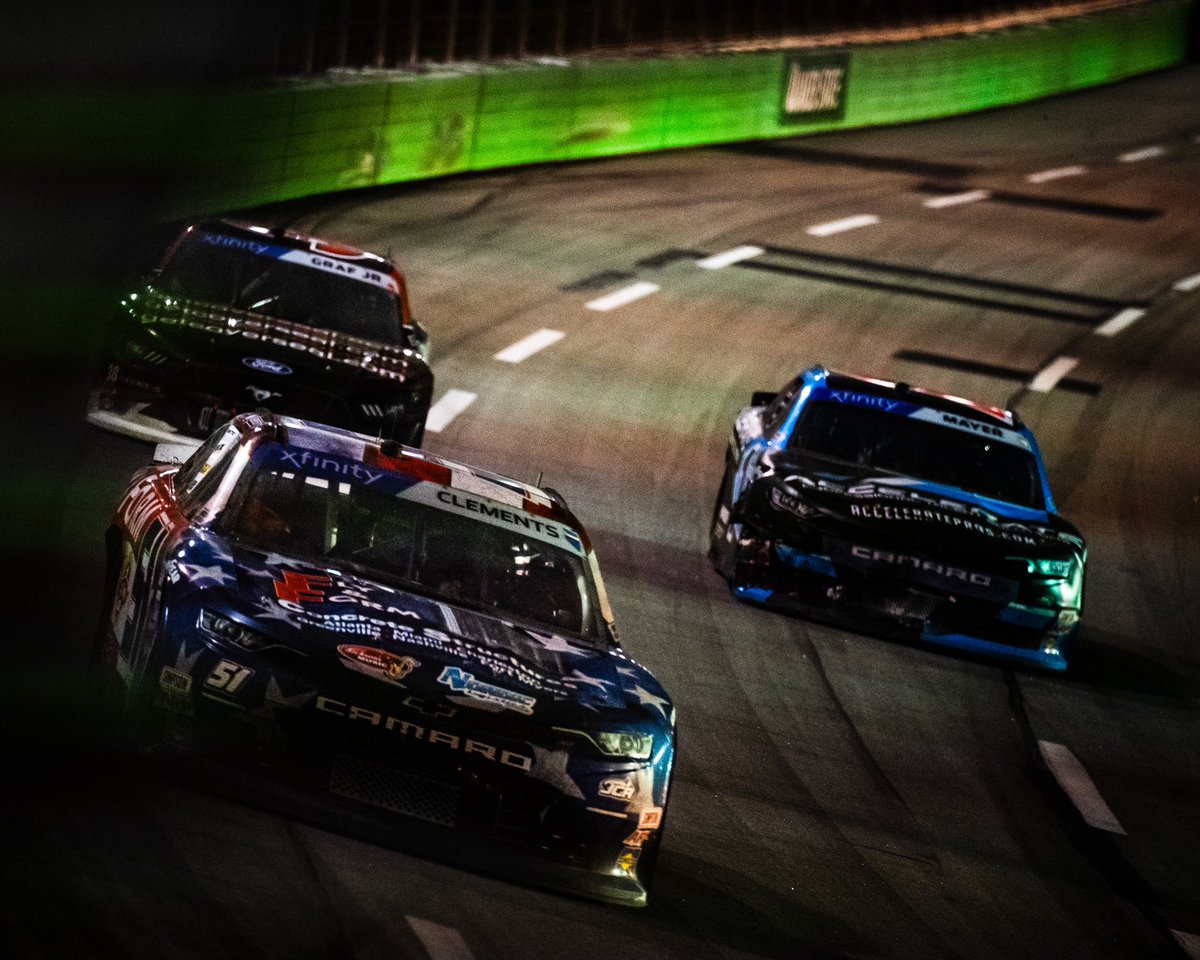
xmin=5 ymin=66 xmax=1200 ymax=960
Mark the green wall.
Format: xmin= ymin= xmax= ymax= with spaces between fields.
xmin=181 ymin=0 xmax=1192 ymax=214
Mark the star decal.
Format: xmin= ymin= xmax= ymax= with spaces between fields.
xmin=246 ymin=677 xmax=316 ymax=744
xmin=250 ymin=594 xmax=302 ymax=629
xmin=629 ymin=684 xmax=670 ymax=719
xmin=177 ymin=563 xmax=237 ymax=589
xmin=527 ymin=746 xmax=584 ymax=799
xmin=566 ymin=669 xmax=614 ymax=690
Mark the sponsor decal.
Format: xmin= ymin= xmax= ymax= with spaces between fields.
xmin=638 ymin=808 xmax=664 ymax=829
xmin=598 ymin=777 xmax=636 ymax=801
xmin=315 ymin=695 xmax=532 ymax=771
xmin=828 ymin=389 xmax=903 ymax=412
xmin=438 ymin=666 xmax=536 ymax=716
xmin=275 ymin=448 xmax=386 ymax=485
xmin=616 ymin=849 xmax=641 ymax=873
xmin=623 ymin=829 xmax=654 ymax=849
xmin=850 ymin=545 xmax=992 ymax=586
xmin=159 ymin=666 xmax=192 ymax=695
xmin=848 ymin=501 xmax=1042 ymax=547
xmin=119 ymin=477 xmax=167 ymax=542
xmin=337 ymin=644 xmax=419 ymax=685
xmin=770 ymin=486 xmax=815 ymax=518
xmin=241 ymin=357 xmax=293 ymax=376
xmin=274 ymin=571 xmax=333 ymax=604
xmin=780 ymin=52 xmax=849 ymax=123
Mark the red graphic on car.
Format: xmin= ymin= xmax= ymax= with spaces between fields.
xmin=337 ymin=645 xmax=420 ymax=685
xmin=274 ymin=571 xmax=333 ymax=603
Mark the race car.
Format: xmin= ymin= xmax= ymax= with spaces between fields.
xmin=87 ymin=219 xmax=433 ymax=448
xmin=95 ymin=412 xmax=674 ymax=906
xmin=709 ymin=365 xmax=1086 ymax=672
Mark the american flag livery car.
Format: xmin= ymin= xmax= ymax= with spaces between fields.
xmin=709 ymin=365 xmax=1086 ymax=672
xmin=96 ymin=412 xmax=675 ymax=906
xmin=88 ymin=218 xmax=433 ymax=449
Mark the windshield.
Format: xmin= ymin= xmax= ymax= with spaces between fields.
xmin=224 ymin=460 xmax=602 ymax=644
xmin=788 ymin=400 xmax=1045 ymax=509
xmin=156 ymin=231 xmax=402 ymax=343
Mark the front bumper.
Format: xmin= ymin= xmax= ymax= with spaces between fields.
xmin=731 ymin=539 xmax=1077 ymax=672
xmin=136 ymin=637 xmax=668 ymax=905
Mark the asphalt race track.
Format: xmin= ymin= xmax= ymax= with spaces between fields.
xmin=4 ymin=64 xmax=1200 ymax=960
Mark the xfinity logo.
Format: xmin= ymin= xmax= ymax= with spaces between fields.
xmin=242 ymin=356 xmax=293 ymax=376
xmin=829 ymin=390 xmax=900 ymax=412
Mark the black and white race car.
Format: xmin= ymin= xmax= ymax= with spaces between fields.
xmin=710 ymin=365 xmax=1086 ymax=672
xmin=88 ymin=218 xmax=433 ymax=448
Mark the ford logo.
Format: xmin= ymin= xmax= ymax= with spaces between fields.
xmin=242 ymin=357 xmax=293 ymax=376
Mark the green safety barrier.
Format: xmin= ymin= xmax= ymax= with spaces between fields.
xmin=151 ymin=0 xmax=1197 ymax=213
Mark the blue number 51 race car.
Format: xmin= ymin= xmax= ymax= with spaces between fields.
xmin=710 ymin=365 xmax=1086 ymax=672
xmin=95 ymin=412 xmax=675 ymax=905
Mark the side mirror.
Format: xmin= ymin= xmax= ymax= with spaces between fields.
xmin=152 ymin=442 xmax=198 ymax=466
xmin=751 ymin=390 xmax=777 ymax=407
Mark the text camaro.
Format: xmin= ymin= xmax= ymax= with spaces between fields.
xmin=98 ymin=412 xmax=675 ymax=906
xmin=87 ymin=218 xmax=433 ymax=448
xmin=709 ymin=365 xmax=1086 ymax=671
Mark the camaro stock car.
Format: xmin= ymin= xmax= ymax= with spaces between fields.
xmin=87 ymin=218 xmax=433 ymax=448
xmin=96 ymin=412 xmax=675 ymax=905
xmin=709 ymin=365 xmax=1086 ymax=672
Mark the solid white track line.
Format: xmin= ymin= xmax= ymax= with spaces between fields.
xmin=424 ymin=389 xmax=477 ymax=433
xmin=1038 ymin=741 xmax=1126 ymax=834
xmin=807 ymin=214 xmax=880 ymax=237
xmin=696 ymin=245 xmax=765 ymax=269
xmin=585 ymin=281 xmax=660 ymax=311
xmin=1173 ymin=272 xmax=1200 ymax=293
xmin=494 ymin=328 xmax=564 ymax=363
xmin=1027 ymin=356 xmax=1079 ymax=393
xmin=1094 ymin=307 xmax=1145 ymax=337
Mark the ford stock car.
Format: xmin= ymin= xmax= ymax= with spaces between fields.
xmin=96 ymin=412 xmax=675 ymax=905
xmin=87 ymin=219 xmax=433 ymax=449
xmin=709 ymin=366 xmax=1086 ymax=672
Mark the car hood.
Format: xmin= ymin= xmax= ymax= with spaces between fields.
xmin=171 ymin=535 xmax=670 ymax=728
xmin=116 ymin=285 xmax=430 ymax=391
xmin=754 ymin=451 xmax=1084 ymax=559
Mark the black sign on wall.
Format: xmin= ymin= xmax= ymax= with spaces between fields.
xmin=780 ymin=52 xmax=850 ymax=124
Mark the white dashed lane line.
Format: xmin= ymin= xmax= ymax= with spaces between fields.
xmin=696 ymin=245 xmax=764 ymax=269
xmin=1027 ymin=356 xmax=1079 ymax=393
xmin=1094 ymin=307 xmax=1145 ymax=337
xmin=585 ymin=281 xmax=660 ymax=311
xmin=424 ymin=389 xmax=477 ymax=433
xmin=1173 ymin=272 xmax=1200 ymax=292
xmin=408 ymin=917 xmax=475 ymax=960
xmin=1038 ymin=741 xmax=1127 ymax=834
xmin=923 ymin=189 xmax=991 ymax=209
xmin=1118 ymin=145 xmax=1167 ymax=163
xmin=1026 ymin=165 xmax=1087 ymax=183
xmin=806 ymin=214 xmax=880 ymax=237
xmin=494 ymin=328 xmax=564 ymax=363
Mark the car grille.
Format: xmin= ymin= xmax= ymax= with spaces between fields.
xmin=329 ymin=753 xmax=459 ymax=826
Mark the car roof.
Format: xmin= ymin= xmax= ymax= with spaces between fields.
xmin=187 ymin=217 xmax=403 ymax=281
xmin=235 ymin=412 xmax=585 ymax=536
xmin=818 ymin=367 xmax=1017 ymax=428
